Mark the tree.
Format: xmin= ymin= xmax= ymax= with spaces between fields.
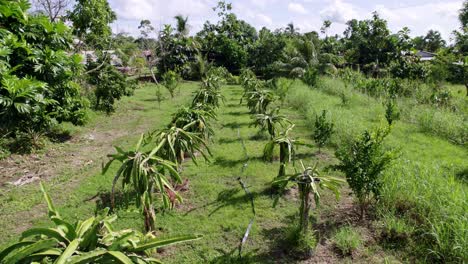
xmin=174 ymin=14 xmax=189 ymax=37
xmin=33 ymin=0 xmax=71 ymax=22
xmin=313 ymin=110 xmax=334 ymax=152
xmin=343 ymin=12 xmax=397 ymax=72
xmin=423 ymin=30 xmax=446 ymax=52
xmin=249 ymin=27 xmax=287 ymax=78
xmin=334 ymin=127 xmax=396 ymax=218
xmin=162 ymin=70 xmax=180 ymax=98
xmin=68 ymin=0 xmax=117 ymax=50
xmin=0 ymin=0 xmax=88 ymax=138
xmin=196 ymin=1 xmax=257 ymax=73
xmin=320 ymin=20 xmax=332 ymax=36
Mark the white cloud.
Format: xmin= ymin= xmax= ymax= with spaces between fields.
xmin=256 ymin=13 xmax=273 ymax=26
xmin=320 ymin=0 xmax=359 ymax=24
xmin=371 ymin=1 xmax=462 ymax=41
xmin=288 ymin=3 xmax=308 ymax=14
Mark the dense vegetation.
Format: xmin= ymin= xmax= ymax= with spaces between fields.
xmin=0 ymin=0 xmax=467 ymax=263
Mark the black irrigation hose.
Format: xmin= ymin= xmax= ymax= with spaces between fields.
xmin=236 ymin=128 xmax=256 ymax=258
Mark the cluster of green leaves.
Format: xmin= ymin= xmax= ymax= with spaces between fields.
xmin=161 ymin=70 xmax=180 ymax=98
xmin=313 ymin=110 xmax=334 ymax=152
xmin=334 ymin=126 xmax=397 ymax=217
xmin=87 ymin=58 xmax=136 ymax=113
xmin=0 ymin=183 xmax=201 ymax=264
xmin=0 ymin=1 xmax=88 ymax=137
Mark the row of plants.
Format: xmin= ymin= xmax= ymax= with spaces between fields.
xmin=0 ymin=68 xmax=228 ymax=263
xmin=238 ymin=70 xmax=399 ymax=259
xmin=288 ymin=76 xmax=466 ymax=262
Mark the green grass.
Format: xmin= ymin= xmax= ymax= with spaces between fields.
xmin=332 ymin=226 xmax=363 ymax=255
xmin=0 ymin=78 xmax=465 ymax=263
xmin=287 ymin=77 xmax=468 ymax=262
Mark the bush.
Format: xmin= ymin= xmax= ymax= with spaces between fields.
xmin=313 ymin=110 xmax=334 ymax=151
xmin=332 ymin=226 xmax=363 ymax=255
xmin=303 ymin=66 xmax=319 ymax=87
xmin=384 ymin=99 xmax=400 ymax=125
xmin=334 ymin=126 xmax=396 ymax=217
xmin=162 ymin=70 xmax=181 ymax=98
xmin=88 ymin=59 xmax=134 ymax=113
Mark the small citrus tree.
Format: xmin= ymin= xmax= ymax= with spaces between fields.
xmin=162 ymin=70 xmax=180 ymax=98
xmin=313 ymin=110 xmax=334 ymax=152
xmin=334 ymin=126 xmax=396 ymax=217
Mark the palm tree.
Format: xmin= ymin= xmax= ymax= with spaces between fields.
xmin=174 ymin=14 xmax=189 ymax=37
xmin=285 ymin=22 xmax=299 ymax=36
xmin=274 ymin=35 xmax=319 ymax=78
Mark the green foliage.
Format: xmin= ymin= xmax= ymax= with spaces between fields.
xmin=68 ymin=0 xmax=117 ymax=49
xmin=274 ymin=161 xmax=342 ymax=256
xmin=313 ymin=110 xmax=334 ymax=151
xmin=104 ymin=134 xmax=183 ymax=231
xmin=384 ymin=99 xmax=400 ymax=125
xmin=283 ymin=225 xmax=317 ymax=259
xmin=0 ymin=0 xmax=88 ymax=147
xmin=162 ymin=70 xmax=181 ymax=98
xmin=0 ymin=183 xmax=202 ymax=263
xmin=332 ymin=226 xmax=363 ymax=255
xmin=302 ymin=67 xmax=319 ymax=87
xmin=192 ymin=71 xmax=225 ymax=108
xmin=87 ymin=59 xmax=135 ymax=113
xmin=343 ymin=12 xmax=397 ymax=70
xmin=334 ymin=126 xmax=396 ymax=216
xmin=268 ymin=77 xmax=293 ymax=106
xmin=253 ymin=107 xmax=291 ymax=139
xmin=170 ymin=104 xmax=217 ymax=140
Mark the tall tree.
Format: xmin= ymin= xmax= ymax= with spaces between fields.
xmin=68 ymin=0 xmax=116 ymax=50
xmin=33 ymin=0 xmax=71 ymax=22
xmin=423 ymin=30 xmax=446 ymax=52
xmin=174 ymin=14 xmax=189 ymax=37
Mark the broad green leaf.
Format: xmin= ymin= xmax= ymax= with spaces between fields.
xmin=106 ymin=251 xmax=133 ymax=264
xmin=21 ymin=228 xmax=69 ymax=244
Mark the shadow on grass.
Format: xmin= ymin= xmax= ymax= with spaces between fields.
xmin=213 ymin=156 xmax=266 ymax=168
xmin=209 ymin=222 xmax=304 ymax=263
xmin=221 ymin=121 xmax=253 ymax=130
xmin=94 ymin=190 xmax=137 ymax=212
xmin=225 ymin=110 xmax=250 ymax=116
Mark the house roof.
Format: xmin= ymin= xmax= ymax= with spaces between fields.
xmin=416 ymin=51 xmax=436 ymax=58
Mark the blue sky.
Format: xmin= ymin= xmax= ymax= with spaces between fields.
xmin=108 ymin=0 xmax=463 ymax=42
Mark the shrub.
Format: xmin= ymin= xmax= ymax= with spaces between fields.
xmin=313 ymin=110 xmax=334 ymax=152
xmin=269 ymin=77 xmax=293 ymax=106
xmin=87 ymin=59 xmax=133 ymax=113
xmin=334 ymin=126 xmax=396 ymax=217
xmin=162 ymin=70 xmax=180 ymax=98
xmin=332 ymin=226 xmax=363 ymax=255
xmin=303 ymin=66 xmax=319 ymax=87
xmin=384 ymin=99 xmax=400 ymax=125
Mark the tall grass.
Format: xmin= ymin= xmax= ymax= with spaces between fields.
xmin=287 ymin=77 xmax=468 ymax=262
xmin=380 ymin=163 xmax=467 ymax=262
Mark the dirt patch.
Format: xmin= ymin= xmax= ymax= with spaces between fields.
xmin=0 ymin=123 xmax=145 ymax=188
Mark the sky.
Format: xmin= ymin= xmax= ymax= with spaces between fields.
xmin=108 ymin=0 xmax=464 ymax=42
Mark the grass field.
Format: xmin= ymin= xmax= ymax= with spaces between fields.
xmin=0 ymin=79 xmax=466 ymax=263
